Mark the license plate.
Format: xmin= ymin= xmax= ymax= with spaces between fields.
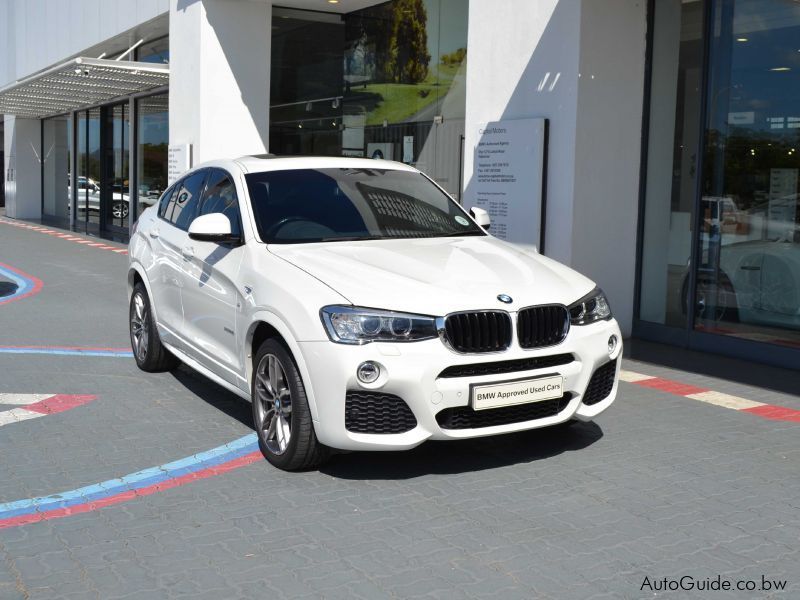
xmin=471 ymin=375 xmax=564 ymax=411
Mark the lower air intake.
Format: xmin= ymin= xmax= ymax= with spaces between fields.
xmin=345 ymin=391 xmax=417 ymax=434
xmin=582 ymin=359 xmax=617 ymax=406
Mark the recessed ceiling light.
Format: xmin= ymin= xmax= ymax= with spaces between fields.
xmin=770 ymin=67 xmax=791 ymax=71
xmin=736 ymin=37 xmax=748 ymax=42
xmin=328 ymin=0 xmax=339 ymax=3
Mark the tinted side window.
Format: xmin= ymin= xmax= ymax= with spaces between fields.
xmin=170 ymin=170 xmax=207 ymax=230
xmin=157 ymin=186 xmax=175 ymax=219
xmin=199 ymin=169 xmax=242 ymax=238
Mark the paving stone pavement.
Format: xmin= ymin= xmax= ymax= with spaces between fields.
xmin=0 ymin=220 xmax=798 ymax=599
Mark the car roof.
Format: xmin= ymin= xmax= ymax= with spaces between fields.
xmin=231 ymin=154 xmax=419 ymax=174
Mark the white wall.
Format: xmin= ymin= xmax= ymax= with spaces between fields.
xmin=4 ymin=116 xmax=42 ymax=220
xmin=463 ymin=0 xmax=646 ymax=335
xmin=169 ymin=0 xmax=270 ymax=164
xmin=0 ymin=0 xmax=169 ymax=85
xmin=571 ymin=0 xmax=647 ymax=335
xmin=464 ymin=0 xmax=581 ymax=265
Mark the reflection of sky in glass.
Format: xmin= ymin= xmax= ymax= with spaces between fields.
xmin=424 ymin=0 xmax=468 ymax=60
xmin=719 ymin=4 xmax=800 ymax=133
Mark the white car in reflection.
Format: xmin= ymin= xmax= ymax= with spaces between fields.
xmin=128 ymin=156 xmax=622 ymax=471
xmin=68 ymin=177 xmax=157 ymax=219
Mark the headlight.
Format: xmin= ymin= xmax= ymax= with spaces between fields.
xmin=320 ymin=306 xmax=438 ymax=344
xmin=568 ymin=288 xmax=612 ymax=325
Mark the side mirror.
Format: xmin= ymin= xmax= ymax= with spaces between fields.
xmin=188 ymin=213 xmax=239 ymax=244
xmin=469 ymin=206 xmax=491 ymax=230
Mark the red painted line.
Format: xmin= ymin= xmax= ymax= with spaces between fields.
xmin=25 ymin=394 xmax=97 ymax=415
xmin=0 ymin=261 xmax=44 ymax=306
xmin=0 ymin=219 xmax=127 ymax=254
xmin=624 ymin=371 xmax=800 ymax=424
xmin=0 ymin=451 xmax=263 ymax=529
xmin=741 ymin=405 xmax=800 ymax=423
xmin=634 ymin=377 xmax=710 ymax=396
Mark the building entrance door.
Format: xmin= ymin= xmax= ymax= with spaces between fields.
xmin=100 ymin=102 xmax=131 ymax=235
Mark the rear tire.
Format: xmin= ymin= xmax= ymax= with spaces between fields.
xmin=251 ymin=339 xmax=328 ymax=471
xmin=129 ymin=282 xmax=180 ymax=372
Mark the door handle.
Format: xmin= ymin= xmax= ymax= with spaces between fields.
xmin=181 ymin=245 xmax=194 ymax=260
xmin=149 ymin=228 xmax=160 ymax=239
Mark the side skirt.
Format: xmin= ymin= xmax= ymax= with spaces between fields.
xmin=163 ymin=341 xmax=253 ymax=403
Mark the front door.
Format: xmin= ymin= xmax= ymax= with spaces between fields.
xmin=179 ymin=169 xmax=246 ymax=387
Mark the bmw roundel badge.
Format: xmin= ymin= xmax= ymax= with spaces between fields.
xmin=497 ymin=294 xmax=513 ymax=304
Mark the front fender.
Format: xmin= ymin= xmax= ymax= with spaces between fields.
xmin=245 ymin=311 xmax=322 ymax=423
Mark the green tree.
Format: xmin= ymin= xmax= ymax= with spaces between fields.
xmin=387 ymin=0 xmax=431 ymax=84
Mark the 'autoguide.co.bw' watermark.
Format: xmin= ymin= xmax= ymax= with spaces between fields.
xmin=641 ymin=574 xmax=787 ymax=593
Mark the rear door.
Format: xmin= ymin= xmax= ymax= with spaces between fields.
xmin=179 ymin=168 xmax=247 ymax=386
xmin=151 ymin=170 xmax=208 ymax=345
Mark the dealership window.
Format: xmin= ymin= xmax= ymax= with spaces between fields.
xmin=696 ymin=0 xmax=800 ymax=347
xmin=269 ymin=0 xmax=468 ymax=198
xmin=137 ymin=94 xmax=169 ymax=219
xmin=639 ymin=0 xmax=800 ymax=352
xmin=76 ymin=108 xmax=102 ymax=229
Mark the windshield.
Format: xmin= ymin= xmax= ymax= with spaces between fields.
xmin=245 ymin=168 xmax=485 ymax=243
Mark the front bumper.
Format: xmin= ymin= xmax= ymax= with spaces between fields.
xmin=298 ymin=319 xmax=622 ymax=451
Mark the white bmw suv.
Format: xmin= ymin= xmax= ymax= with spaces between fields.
xmin=128 ymin=156 xmax=621 ymax=470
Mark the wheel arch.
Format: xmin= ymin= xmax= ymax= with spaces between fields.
xmin=245 ymin=312 xmax=320 ymax=422
xmin=127 ymin=264 xmax=162 ymax=325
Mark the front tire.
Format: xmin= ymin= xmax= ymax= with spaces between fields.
xmin=251 ymin=339 xmax=328 ymax=471
xmin=129 ymin=282 xmax=180 ymax=372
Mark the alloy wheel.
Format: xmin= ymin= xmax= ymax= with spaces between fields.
xmin=254 ymin=354 xmax=293 ymax=455
xmin=113 ymin=203 xmax=129 ymax=219
xmin=130 ymin=293 xmax=149 ymax=362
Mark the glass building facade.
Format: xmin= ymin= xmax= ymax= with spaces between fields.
xmin=37 ymin=42 xmax=169 ymax=237
xmin=270 ymin=0 xmax=468 ymax=198
xmin=638 ymin=0 xmax=800 ymax=356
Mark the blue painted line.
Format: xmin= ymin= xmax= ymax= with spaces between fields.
xmin=0 ymin=348 xmax=133 ymax=358
xmin=0 ymin=434 xmax=259 ymax=519
xmin=0 ymin=264 xmax=33 ymax=303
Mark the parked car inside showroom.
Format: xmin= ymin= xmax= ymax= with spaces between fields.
xmin=127 ymin=156 xmax=621 ymax=470
xmin=68 ymin=177 xmax=158 ymax=220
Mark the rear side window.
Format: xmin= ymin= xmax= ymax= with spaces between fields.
xmin=157 ymin=186 xmax=175 ymax=219
xmin=198 ymin=169 xmax=242 ymax=238
xmin=169 ymin=170 xmax=208 ymax=231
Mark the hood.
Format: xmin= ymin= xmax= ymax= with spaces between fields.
xmin=268 ymin=236 xmax=596 ymax=316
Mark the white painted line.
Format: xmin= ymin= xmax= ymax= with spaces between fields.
xmin=685 ymin=390 xmax=765 ymax=411
xmin=0 ymin=408 xmax=43 ymax=427
xmin=0 ymin=393 xmax=54 ymax=406
xmin=619 ymin=370 xmax=656 ymax=383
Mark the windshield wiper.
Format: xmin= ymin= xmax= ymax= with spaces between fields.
xmin=441 ymin=230 xmax=486 ymax=237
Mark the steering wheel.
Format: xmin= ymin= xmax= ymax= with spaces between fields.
xmin=265 ymin=217 xmax=337 ymax=240
xmin=265 ymin=217 xmax=312 ymax=239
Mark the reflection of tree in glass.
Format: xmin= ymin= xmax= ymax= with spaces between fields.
xmin=387 ymin=0 xmax=431 ymax=84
